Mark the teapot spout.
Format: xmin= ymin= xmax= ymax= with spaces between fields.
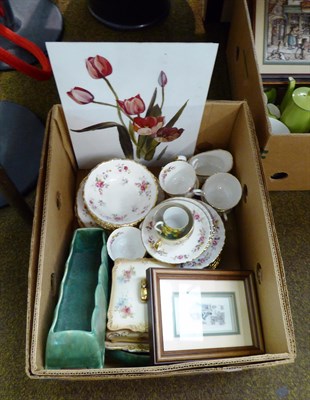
xmin=280 ymin=76 xmax=296 ymax=114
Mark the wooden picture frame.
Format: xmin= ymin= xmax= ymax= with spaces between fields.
xmin=147 ymin=268 xmax=264 ymax=365
xmin=253 ymin=0 xmax=310 ymax=83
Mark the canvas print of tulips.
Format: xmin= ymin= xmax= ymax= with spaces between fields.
xmin=67 ymin=61 xmax=187 ymax=162
xmin=46 ymin=42 xmax=218 ymax=168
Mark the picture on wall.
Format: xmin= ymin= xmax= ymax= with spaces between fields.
xmin=254 ymin=0 xmax=310 ymax=79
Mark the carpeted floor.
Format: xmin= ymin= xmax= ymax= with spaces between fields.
xmin=0 ymin=1 xmax=309 ymax=399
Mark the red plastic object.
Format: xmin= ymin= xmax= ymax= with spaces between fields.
xmin=0 ymin=22 xmax=52 ymax=80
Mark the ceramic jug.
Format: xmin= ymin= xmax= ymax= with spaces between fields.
xmin=279 ymin=78 xmax=310 ymax=133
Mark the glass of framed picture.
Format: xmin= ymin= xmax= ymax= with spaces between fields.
xmin=253 ymin=0 xmax=310 ymax=83
xmin=147 ymin=268 xmax=264 ymax=365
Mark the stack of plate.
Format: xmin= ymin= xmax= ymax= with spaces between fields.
xmin=140 ymin=197 xmax=225 ymax=269
xmin=74 ymin=159 xmax=225 ymax=269
xmin=75 ymin=159 xmax=158 ymax=230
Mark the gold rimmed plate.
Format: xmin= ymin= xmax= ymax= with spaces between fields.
xmin=83 ymin=159 xmax=158 ymax=230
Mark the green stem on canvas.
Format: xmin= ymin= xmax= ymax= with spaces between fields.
xmin=92 ymin=100 xmax=118 ymax=108
xmin=93 ymin=100 xmax=135 ymax=123
xmin=103 ymin=77 xmax=132 ymax=129
xmin=160 ymin=86 xmax=165 ymax=110
xmin=128 ymin=123 xmax=137 ymax=146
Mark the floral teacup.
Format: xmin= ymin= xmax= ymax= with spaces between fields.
xmin=154 ymin=203 xmax=194 ymax=240
xmin=107 ymin=226 xmax=146 ymax=261
xmin=159 ymin=157 xmax=198 ymax=197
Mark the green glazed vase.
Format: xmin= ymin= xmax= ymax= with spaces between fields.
xmin=45 ymin=228 xmax=110 ymax=369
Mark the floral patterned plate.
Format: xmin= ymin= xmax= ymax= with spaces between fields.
xmin=141 ymin=197 xmax=214 ymax=264
xmin=83 ymin=159 xmax=158 ymax=230
xmin=180 ymin=201 xmax=225 ymax=269
xmin=75 ymin=177 xmax=99 ymax=228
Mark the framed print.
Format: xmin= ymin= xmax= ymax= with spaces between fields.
xmin=254 ymin=0 xmax=310 ymax=82
xmin=147 ymin=268 xmax=264 ymax=365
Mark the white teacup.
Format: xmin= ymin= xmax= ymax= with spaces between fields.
xmin=268 ymin=116 xmax=290 ymax=135
xmin=107 ymin=226 xmax=146 ymax=261
xmin=193 ymin=172 xmax=242 ymax=220
xmin=267 ymin=103 xmax=281 ymax=119
xmin=154 ymin=204 xmax=193 ymax=240
xmin=159 ymin=157 xmax=198 ymax=197
xmin=188 ymin=149 xmax=233 ymax=184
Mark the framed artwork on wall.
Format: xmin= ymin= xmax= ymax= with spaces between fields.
xmin=253 ymin=0 xmax=310 ymax=83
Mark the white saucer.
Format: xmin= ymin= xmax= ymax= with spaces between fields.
xmin=75 ymin=178 xmax=99 ymax=228
xmin=180 ymin=201 xmax=225 ymax=269
xmin=141 ymin=197 xmax=214 ymax=264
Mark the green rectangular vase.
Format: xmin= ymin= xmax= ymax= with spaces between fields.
xmin=45 ymin=228 xmax=110 ymax=369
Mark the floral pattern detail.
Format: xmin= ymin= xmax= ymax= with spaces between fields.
xmin=146 ymin=220 xmax=155 ymax=231
xmin=135 ymin=178 xmax=151 ymax=197
xmin=161 ymin=165 xmax=175 ymax=183
xmin=95 ymin=178 xmax=105 ymax=192
xmin=192 ymin=210 xmax=203 ymax=222
xmin=116 ymin=163 xmax=130 ymax=173
xmin=115 ymin=297 xmax=134 ymax=319
xmin=179 ymin=205 xmax=225 ymax=270
xmin=192 ymin=228 xmax=208 ymax=253
xmin=117 ymin=266 xmax=136 ymax=283
xmin=147 ymin=237 xmax=168 ymax=256
xmin=173 ymin=253 xmax=190 ymax=261
xmin=110 ymin=213 xmax=128 ymax=222
xmin=108 ymin=230 xmax=123 ymax=246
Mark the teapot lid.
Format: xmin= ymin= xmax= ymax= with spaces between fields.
xmin=292 ymin=87 xmax=310 ymax=111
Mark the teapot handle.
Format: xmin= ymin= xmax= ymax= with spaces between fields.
xmin=280 ymin=76 xmax=295 ymax=114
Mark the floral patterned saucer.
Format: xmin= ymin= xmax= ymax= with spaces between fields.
xmin=141 ymin=197 xmax=214 ymax=264
xmin=180 ymin=201 xmax=225 ymax=269
xmin=75 ymin=178 xmax=100 ymax=228
xmin=83 ymin=159 xmax=158 ymax=230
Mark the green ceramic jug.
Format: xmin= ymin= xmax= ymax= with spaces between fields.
xmin=280 ymin=86 xmax=310 ymax=133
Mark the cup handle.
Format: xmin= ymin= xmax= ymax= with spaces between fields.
xmin=221 ymin=212 xmax=228 ymax=222
xmin=154 ymin=221 xmax=163 ymax=234
xmin=176 ymin=155 xmax=187 ymax=162
xmin=191 ymin=158 xmax=199 ymax=169
xmin=192 ymin=188 xmax=203 ymax=197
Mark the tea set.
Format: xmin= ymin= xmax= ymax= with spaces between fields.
xmin=264 ymin=76 xmax=310 ymax=134
xmin=75 ymin=149 xmax=241 ymax=269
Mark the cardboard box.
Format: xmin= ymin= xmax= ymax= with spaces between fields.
xmin=26 ymin=101 xmax=295 ymax=379
xmin=226 ymin=0 xmax=310 ymax=191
